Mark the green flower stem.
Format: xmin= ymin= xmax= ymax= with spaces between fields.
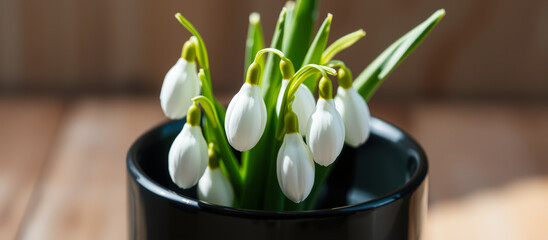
xmin=276 ymin=64 xmax=336 ymax=139
xmin=253 ymin=48 xmax=291 ymax=71
xmin=325 ymin=59 xmax=346 ymax=69
xmin=321 ymin=29 xmax=366 ymax=65
xmin=301 ymin=13 xmax=333 ymax=91
xmin=191 ymin=96 xmax=242 ymax=197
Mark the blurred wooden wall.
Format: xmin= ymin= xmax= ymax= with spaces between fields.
xmin=1 ymin=0 xmax=547 ymax=100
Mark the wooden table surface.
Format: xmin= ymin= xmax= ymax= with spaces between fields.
xmin=1 ymin=96 xmax=547 ymax=240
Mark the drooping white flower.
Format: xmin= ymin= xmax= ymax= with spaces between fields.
xmin=160 ymin=41 xmax=200 ymax=119
xmin=334 ymin=66 xmax=370 ymax=147
xmin=168 ymin=105 xmax=208 ymax=189
xmin=276 ymin=79 xmax=316 ymax=136
xmin=335 ymin=86 xmax=371 ymax=147
xmin=225 ymin=82 xmax=267 ymax=151
xmin=277 ymin=132 xmax=315 ymax=203
xmin=198 ymin=166 xmax=234 ymax=207
xmin=306 ymin=78 xmax=345 ymax=166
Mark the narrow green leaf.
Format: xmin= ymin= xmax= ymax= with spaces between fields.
xmin=282 ymin=0 xmax=318 ymax=69
xmin=244 ymin=12 xmax=265 ymax=81
xmin=302 ymin=13 xmax=332 ymax=66
xmin=175 ymin=13 xmax=210 ymax=70
xmin=175 ymin=13 xmax=226 ymax=122
xmin=282 ymin=1 xmax=295 ymax=47
xmin=260 ymin=8 xmax=287 ymax=103
xmin=321 ymin=29 xmax=366 ymax=64
xmin=354 ymin=9 xmax=446 ymax=101
xmin=301 ymin=13 xmax=333 ymax=90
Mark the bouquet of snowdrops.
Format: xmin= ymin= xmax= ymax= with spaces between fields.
xmin=159 ymin=0 xmax=444 ymax=211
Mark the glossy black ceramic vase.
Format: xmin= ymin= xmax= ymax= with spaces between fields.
xmin=127 ymin=117 xmax=428 ymax=240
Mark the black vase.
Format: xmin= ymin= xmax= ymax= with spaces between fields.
xmin=127 ymin=117 xmax=428 ymax=240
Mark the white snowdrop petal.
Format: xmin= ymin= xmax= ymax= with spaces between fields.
xmin=168 ymin=124 xmax=208 ymax=189
xmin=276 ymin=80 xmax=316 ymax=136
xmin=225 ymin=83 xmax=267 ymax=151
xmin=277 ymin=133 xmax=315 ymax=203
xmin=334 ymin=87 xmax=371 ymax=147
xmin=160 ymin=59 xmax=200 ymax=119
xmin=306 ymin=98 xmax=345 ymax=166
xmin=294 ymin=86 xmax=316 ymax=135
xmin=198 ymin=167 xmax=235 ymax=207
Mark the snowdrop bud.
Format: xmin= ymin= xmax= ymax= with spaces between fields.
xmin=276 ymin=80 xmax=315 ymax=136
xmin=168 ymin=104 xmax=208 ymax=189
xmin=198 ymin=144 xmax=234 ymax=206
xmin=277 ymin=112 xmax=315 ymax=203
xmin=225 ymin=63 xmax=267 ymax=151
xmin=198 ymin=167 xmax=235 ymax=206
xmin=160 ymin=40 xmax=200 ymax=119
xmin=334 ymin=67 xmax=370 ymax=147
xmin=306 ymin=78 xmax=345 ymax=166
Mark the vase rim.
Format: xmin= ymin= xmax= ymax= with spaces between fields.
xmin=127 ymin=117 xmax=428 ymax=219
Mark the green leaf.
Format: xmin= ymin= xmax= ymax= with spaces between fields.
xmin=354 ymin=9 xmax=446 ymax=101
xmin=260 ymin=8 xmax=287 ymax=104
xmin=302 ymin=13 xmax=332 ymax=66
xmin=175 ymin=13 xmax=210 ymax=71
xmin=321 ymin=29 xmax=366 ymax=64
xmin=244 ymin=12 xmax=265 ymax=81
xmin=301 ymin=13 xmax=333 ymax=90
xmin=282 ymin=0 xmax=318 ymax=69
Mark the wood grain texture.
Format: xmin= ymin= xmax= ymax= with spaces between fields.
xmin=17 ymin=97 xmax=164 ymax=240
xmin=3 ymin=0 xmax=548 ymax=99
xmin=0 ymin=98 xmax=64 ymax=240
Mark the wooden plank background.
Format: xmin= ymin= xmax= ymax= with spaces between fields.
xmin=1 ymin=0 xmax=547 ymax=100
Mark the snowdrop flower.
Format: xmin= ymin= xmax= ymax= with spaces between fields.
xmin=275 ymin=59 xmax=315 ymax=136
xmin=334 ymin=67 xmax=370 ymax=147
xmin=168 ymin=104 xmax=208 ymax=189
xmin=198 ymin=144 xmax=234 ymax=206
xmin=225 ymin=63 xmax=267 ymax=151
xmin=277 ymin=111 xmax=315 ymax=203
xmin=160 ymin=39 xmax=200 ymax=119
xmin=276 ymin=80 xmax=315 ymax=136
xmin=306 ymin=77 xmax=345 ymax=166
